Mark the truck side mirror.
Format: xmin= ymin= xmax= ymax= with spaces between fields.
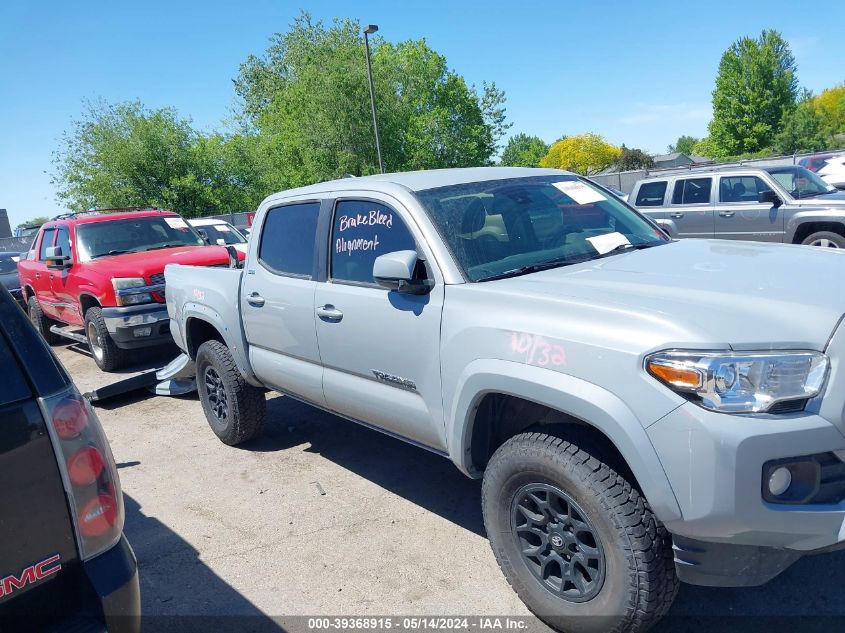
xmin=373 ymin=250 xmax=433 ymax=295
xmin=758 ymin=190 xmax=782 ymax=207
xmin=197 ymin=229 xmax=210 ymax=244
xmin=216 ymin=238 xmax=226 ymax=246
xmin=45 ymin=246 xmax=71 ymax=269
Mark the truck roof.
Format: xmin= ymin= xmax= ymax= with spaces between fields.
xmin=50 ymin=209 xmax=178 ymax=225
xmin=265 ymin=167 xmax=576 ymax=200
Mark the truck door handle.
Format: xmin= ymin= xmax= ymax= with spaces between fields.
xmin=719 ymin=211 xmax=735 ymax=217
xmin=246 ymin=292 xmax=265 ymax=307
xmin=35 ymin=272 xmax=40 ymax=279
xmin=316 ymin=304 xmax=343 ymax=322
xmin=669 ymin=212 xmax=684 ymax=219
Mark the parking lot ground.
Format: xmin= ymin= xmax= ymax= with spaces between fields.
xmin=54 ymin=343 xmax=845 ymax=631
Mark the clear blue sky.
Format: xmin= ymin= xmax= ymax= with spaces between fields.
xmin=1 ymin=0 xmax=842 ymax=228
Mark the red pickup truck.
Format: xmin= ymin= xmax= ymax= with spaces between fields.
xmin=18 ymin=209 xmax=239 ymax=371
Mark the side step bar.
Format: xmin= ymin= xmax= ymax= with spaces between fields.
xmin=49 ymin=325 xmax=88 ymax=345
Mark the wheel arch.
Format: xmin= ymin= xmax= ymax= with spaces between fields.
xmin=449 ymin=360 xmax=682 ymax=523
xmin=181 ymin=306 xmax=260 ymax=387
xmin=787 ymin=214 xmax=845 ymax=244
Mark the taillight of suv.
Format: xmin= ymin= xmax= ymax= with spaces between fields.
xmin=40 ymin=388 xmax=124 ymax=560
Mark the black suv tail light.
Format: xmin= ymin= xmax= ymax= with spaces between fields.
xmin=40 ymin=388 xmax=124 ymax=560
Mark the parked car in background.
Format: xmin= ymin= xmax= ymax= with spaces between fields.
xmin=630 ymin=165 xmax=845 ymax=247
xmin=187 ymin=218 xmax=249 ymax=253
xmin=13 ymin=223 xmax=42 ymax=240
xmin=166 ymin=166 xmax=845 ymax=631
xmin=0 ymin=252 xmax=24 ymax=308
xmin=799 ymin=152 xmax=837 ymax=173
xmin=817 ymin=155 xmax=845 ymax=190
xmin=18 ymin=208 xmax=242 ymax=371
xmin=0 ymin=285 xmax=139 ymax=632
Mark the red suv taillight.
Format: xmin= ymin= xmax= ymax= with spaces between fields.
xmin=41 ymin=388 xmax=124 ymax=560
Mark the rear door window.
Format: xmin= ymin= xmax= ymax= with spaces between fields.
xmin=258 ymin=202 xmax=321 ymax=277
xmin=635 ymin=181 xmax=667 ymax=206
xmin=672 ymin=178 xmax=712 ymax=205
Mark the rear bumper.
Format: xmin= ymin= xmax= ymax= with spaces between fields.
xmin=102 ymin=304 xmax=171 ymax=349
xmin=81 ymin=535 xmax=140 ymax=633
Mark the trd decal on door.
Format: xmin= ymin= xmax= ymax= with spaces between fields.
xmin=371 ymin=370 xmax=417 ymax=392
xmin=0 ymin=554 xmax=62 ymax=599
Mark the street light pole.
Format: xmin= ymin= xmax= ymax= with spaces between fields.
xmin=363 ymin=24 xmax=385 ymax=174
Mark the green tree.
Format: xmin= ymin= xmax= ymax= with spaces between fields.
xmin=500 ymin=133 xmax=548 ymax=167
xmin=773 ymin=91 xmax=830 ymax=154
xmin=235 ymin=13 xmax=508 ymax=184
xmin=51 ymin=100 xmax=261 ymax=216
xmin=708 ymin=30 xmax=798 ymax=157
xmin=811 ymin=84 xmax=845 ymax=137
xmin=16 ymin=216 xmax=49 ymax=228
xmin=667 ymin=135 xmax=700 ymax=155
xmin=612 ymin=145 xmax=654 ymax=170
xmin=539 ymin=133 xmax=622 ymax=174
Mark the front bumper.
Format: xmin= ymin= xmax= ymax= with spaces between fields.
xmin=101 ymin=304 xmax=172 ymax=350
xmin=648 ymin=402 xmax=845 ymax=585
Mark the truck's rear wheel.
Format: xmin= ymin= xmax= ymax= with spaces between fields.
xmin=196 ymin=340 xmax=265 ymax=445
xmin=482 ymin=432 xmax=678 ymax=633
xmin=28 ymin=296 xmax=58 ymax=345
xmin=84 ymin=307 xmax=127 ymax=372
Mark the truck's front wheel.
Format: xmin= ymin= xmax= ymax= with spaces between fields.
xmin=482 ymin=432 xmax=678 ymax=633
xmin=84 ymin=307 xmax=127 ymax=371
xmin=196 ymin=340 xmax=266 ymax=445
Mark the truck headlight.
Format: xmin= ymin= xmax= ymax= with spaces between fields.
xmin=645 ymin=350 xmax=829 ymax=413
xmin=112 ymin=277 xmax=152 ymax=306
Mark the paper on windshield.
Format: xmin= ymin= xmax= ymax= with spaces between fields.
xmin=216 ymin=225 xmax=230 ymax=232
xmin=587 ymin=232 xmax=630 ymax=255
xmin=552 ymin=181 xmax=606 ymax=204
xmin=164 ymin=217 xmax=188 ymax=229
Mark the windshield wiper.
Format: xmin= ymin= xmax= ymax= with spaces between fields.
xmin=145 ymin=242 xmax=189 ymax=251
xmin=476 ymin=241 xmax=665 ymax=282
xmin=91 ymin=249 xmax=136 ymax=259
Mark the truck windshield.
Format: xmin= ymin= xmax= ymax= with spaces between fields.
xmin=76 ymin=216 xmax=204 ymax=261
xmin=416 ymin=176 xmax=668 ymax=281
xmin=765 ymin=166 xmax=837 ymax=199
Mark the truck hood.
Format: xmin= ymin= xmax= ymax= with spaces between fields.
xmin=492 ymin=239 xmax=845 ymax=351
xmin=792 ymin=191 xmax=845 ymax=206
xmin=82 ymin=245 xmax=233 ymax=279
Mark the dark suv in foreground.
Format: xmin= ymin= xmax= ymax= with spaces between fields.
xmin=0 ymin=286 xmax=139 ymax=631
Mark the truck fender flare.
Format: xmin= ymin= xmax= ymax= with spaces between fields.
xmin=181 ymin=304 xmax=261 ymax=387
xmin=448 ymin=359 xmax=682 ymax=522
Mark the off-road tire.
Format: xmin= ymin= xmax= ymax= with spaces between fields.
xmin=196 ymin=340 xmax=266 ymax=445
xmin=801 ymin=230 xmax=845 ymax=248
xmin=28 ymin=296 xmax=58 ymax=345
xmin=84 ymin=307 xmax=128 ymax=372
xmin=482 ymin=431 xmax=678 ymax=633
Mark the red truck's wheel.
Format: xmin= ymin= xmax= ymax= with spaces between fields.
xmin=84 ymin=307 xmax=128 ymax=372
xmin=28 ymin=296 xmax=58 ymax=345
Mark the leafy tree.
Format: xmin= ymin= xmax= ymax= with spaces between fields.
xmin=538 ymin=133 xmax=621 ymax=174
xmin=612 ymin=145 xmax=654 ymax=171
xmin=235 ymin=13 xmax=509 ymax=184
xmin=16 ymin=216 xmax=49 ymax=228
xmin=708 ymin=30 xmax=798 ymax=158
xmin=500 ymin=133 xmax=548 ymax=167
xmin=51 ymin=100 xmax=262 ymax=216
xmin=774 ymin=91 xmax=830 ymax=154
xmin=810 ymin=84 xmax=845 ymax=136
xmin=667 ymin=135 xmax=699 ymax=155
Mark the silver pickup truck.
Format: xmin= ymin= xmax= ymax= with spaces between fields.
xmin=166 ymin=167 xmax=845 ymax=632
